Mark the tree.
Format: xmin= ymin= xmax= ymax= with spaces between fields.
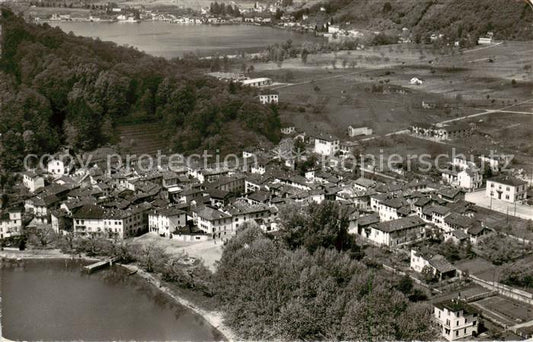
xmin=396 ymin=274 xmax=414 ymax=295
xmin=301 ymin=49 xmax=309 ymax=64
xmin=134 ymin=243 xmax=168 ymax=273
xmin=421 ymin=265 xmax=437 ymax=283
xmin=279 ymin=201 xmax=359 ymax=255
xmin=27 ymin=226 xmax=57 ymax=247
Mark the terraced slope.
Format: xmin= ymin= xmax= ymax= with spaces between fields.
xmin=118 ymin=123 xmax=171 ymax=156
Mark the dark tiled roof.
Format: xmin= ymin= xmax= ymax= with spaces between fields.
xmin=488 ymin=175 xmax=527 ymax=187
xmin=373 ymin=216 xmax=425 ymax=233
xmin=434 ymin=299 xmax=478 ymax=315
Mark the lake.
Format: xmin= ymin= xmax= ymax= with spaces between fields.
xmin=51 ymin=21 xmax=322 ymax=58
xmin=1 ymin=259 xmax=223 ymax=341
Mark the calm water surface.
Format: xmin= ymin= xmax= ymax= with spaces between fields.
xmin=52 ymin=21 xmax=322 ymax=58
xmin=1 ymin=259 xmax=223 ymax=341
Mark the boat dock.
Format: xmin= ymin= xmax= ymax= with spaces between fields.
xmin=83 ymin=257 xmax=119 ymax=274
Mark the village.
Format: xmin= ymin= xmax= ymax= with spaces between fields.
xmin=1 ymin=66 xmax=533 ymax=339
xmin=0 ymin=1 xmax=533 ymax=338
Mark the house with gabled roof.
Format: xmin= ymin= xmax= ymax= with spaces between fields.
xmin=434 ymin=299 xmax=479 ymax=341
xmin=313 ymin=132 xmax=340 ymax=156
xmin=148 ymin=207 xmax=187 ymax=237
xmin=226 ymin=200 xmax=274 ymax=232
xmin=246 ymin=190 xmax=271 ymax=205
xmin=366 ymin=216 xmax=428 ymax=247
xmin=410 ymin=249 xmax=457 ymax=281
xmin=72 ymin=202 xmax=151 ymax=239
xmin=370 ymin=193 xmax=411 ymax=222
xmin=0 ymin=207 xmax=23 ymax=239
xmin=193 ymin=206 xmax=232 ymax=238
xmin=486 ymin=175 xmax=528 ymax=203
xmin=21 ymin=170 xmax=45 ymax=193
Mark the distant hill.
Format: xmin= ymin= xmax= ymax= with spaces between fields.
xmin=299 ymin=0 xmax=533 ymax=43
xmin=0 ymin=8 xmax=280 ymax=171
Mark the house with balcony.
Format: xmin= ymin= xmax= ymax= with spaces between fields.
xmin=148 ymin=207 xmax=187 ymax=237
xmin=0 ymin=208 xmax=23 ymax=239
xmin=258 ymin=90 xmax=279 ymax=104
xmin=434 ymin=299 xmax=479 ymax=341
xmin=72 ymin=203 xmax=150 ymax=239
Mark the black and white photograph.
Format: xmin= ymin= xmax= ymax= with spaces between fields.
xmin=0 ymin=0 xmax=533 ymax=340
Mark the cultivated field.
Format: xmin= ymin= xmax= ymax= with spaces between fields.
xmin=118 ymin=123 xmax=172 ymax=156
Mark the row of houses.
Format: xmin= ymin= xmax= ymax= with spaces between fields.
xmin=410 ymin=122 xmax=475 ymax=141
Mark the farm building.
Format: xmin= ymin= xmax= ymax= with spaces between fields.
xmin=241 ymin=77 xmax=272 ymax=87
xmin=434 ymin=123 xmax=474 ymax=141
xmin=347 ymin=125 xmax=372 ymax=137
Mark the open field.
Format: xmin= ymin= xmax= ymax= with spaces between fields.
xmin=473 ymin=295 xmax=533 ymax=327
xmin=250 ymin=42 xmax=533 ymax=142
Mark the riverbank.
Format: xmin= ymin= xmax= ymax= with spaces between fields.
xmin=122 ymin=264 xmax=237 ymax=341
xmin=0 ymin=249 xmax=236 ymax=341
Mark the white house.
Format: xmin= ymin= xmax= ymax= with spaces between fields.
xmin=148 ymin=207 xmax=187 ymax=237
xmin=434 ymin=299 xmax=479 ymax=341
xmin=194 ymin=206 xmax=232 ymax=238
xmin=410 ymin=77 xmax=423 ymax=85
xmin=281 ymin=126 xmax=296 ymax=135
xmin=457 ymin=168 xmax=482 ymax=190
xmin=478 ymin=36 xmax=493 ymax=45
xmin=370 ymin=194 xmax=411 ymax=222
xmin=47 ymin=155 xmax=73 ymax=177
xmin=313 ymin=133 xmax=340 ymax=156
xmin=258 ymin=91 xmax=279 ymax=104
xmin=226 ymin=200 xmax=275 ymax=232
xmin=241 ymin=77 xmax=272 ymax=87
xmin=73 ymin=203 xmax=150 ymax=240
xmin=486 ymin=175 xmax=528 ymax=203
xmin=441 ymin=158 xmax=482 ymax=191
xmin=347 ymin=126 xmax=373 ymax=137
xmin=22 ymin=170 xmax=45 ymax=192
xmin=0 ymin=208 xmax=23 ymax=239
xmin=410 ymin=249 xmax=457 ymax=281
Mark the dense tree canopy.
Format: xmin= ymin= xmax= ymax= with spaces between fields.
xmin=0 ymin=9 xmax=280 ymax=171
xmin=214 ymin=225 xmax=437 ymax=340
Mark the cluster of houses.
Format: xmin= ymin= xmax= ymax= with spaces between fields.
xmin=3 ymin=121 xmax=532 ymax=340
xmin=206 ymin=72 xmax=279 ymax=104
xmin=4 ymin=126 xmax=527 ymax=247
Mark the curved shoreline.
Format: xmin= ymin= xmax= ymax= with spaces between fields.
xmin=0 ymin=249 xmax=236 ymax=342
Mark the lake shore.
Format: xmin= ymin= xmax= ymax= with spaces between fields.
xmin=0 ymin=249 xmax=236 ymax=341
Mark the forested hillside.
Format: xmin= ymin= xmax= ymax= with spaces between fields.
xmin=302 ymin=0 xmax=533 ymax=44
xmin=0 ymin=8 xmax=280 ymax=171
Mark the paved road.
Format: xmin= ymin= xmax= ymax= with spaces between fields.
xmin=465 ymin=189 xmax=533 ymax=220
